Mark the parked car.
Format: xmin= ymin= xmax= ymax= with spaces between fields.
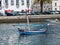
xmin=0 ymin=13 xmax=4 ymax=16
xmin=17 ymin=11 xmax=35 ymax=15
xmin=42 ymin=11 xmax=51 ymax=14
xmin=5 ymin=10 xmax=13 ymax=16
xmin=27 ymin=12 xmax=35 ymax=15
xmin=50 ymin=11 xmax=59 ymax=14
xmin=10 ymin=11 xmax=18 ymax=16
xmin=5 ymin=10 xmax=18 ymax=16
xmin=17 ymin=12 xmax=26 ymax=15
xmin=31 ymin=11 xmax=41 ymax=15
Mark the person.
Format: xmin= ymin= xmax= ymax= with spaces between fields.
xmin=18 ymin=28 xmax=24 ymax=32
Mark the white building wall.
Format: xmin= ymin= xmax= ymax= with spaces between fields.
xmin=5 ymin=0 xmax=27 ymax=11
xmin=0 ymin=0 xmax=33 ymax=14
xmin=43 ymin=3 xmax=52 ymax=12
xmin=52 ymin=0 xmax=60 ymax=11
xmin=19 ymin=0 xmax=27 ymax=11
xmin=0 ymin=0 xmax=5 ymax=15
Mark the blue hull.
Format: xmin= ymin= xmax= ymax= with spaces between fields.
xmin=19 ymin=31 xmax=46 ymax=35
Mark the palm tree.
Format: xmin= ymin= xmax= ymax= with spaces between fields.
xmin=34 ymin=0 xmax=51 ymax=14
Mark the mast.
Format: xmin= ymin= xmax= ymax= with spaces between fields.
xmin=26 ymin=0 xmax=30 ymax=31
xmin=27 ymin=15 xmax=30 ymax=31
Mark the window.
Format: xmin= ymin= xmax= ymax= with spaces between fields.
xmin=16 ymin=0 xmax=19 ymax=8
xmin=48 ymin=8 xmax=50 ymax=11
xmin=55 ymin=8 xmax=57 ymax=11
xmin=44 ymin=6 xmax=45 ymax=8
xmin=11 ymin=0 xmax=14 ymax=5
xmin=0 ymin=1 xmax=2 ymax=10
xmin=0 ymin=1 xmax=1 ymax=7
xmin=5 ymin=0 xmax=8 ymax=8
xmin=21 ymin=0 xmax=24 ymax=5
xmin=27 ymin=0 xmax=29 ymax=5
xmin=27 ymin=0 xmax=29 ymax=8
xmin=55 ymin=3 xmax=57 ymax=6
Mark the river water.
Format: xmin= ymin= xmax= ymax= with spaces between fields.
xmin=0 ymin=22 xmax=60 ymax=45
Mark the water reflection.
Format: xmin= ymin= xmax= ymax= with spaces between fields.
xmin=18 ymin=34 xmax=47 ymax=45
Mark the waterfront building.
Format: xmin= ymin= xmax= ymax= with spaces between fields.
xmin=32 ymin=3 xmax=52 ymax=12
xmin=52 ymin=0 xmax=60 ymax=11
xmin=0 ymin=0 xmax=34 ymax=15
xmin=43 ymin=3 xmax=52 ymax=12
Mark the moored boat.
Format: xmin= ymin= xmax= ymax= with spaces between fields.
xmin=14 ymin=23 xmax=48 ymax=35
xmin=18 ymin=28 xmax=47 ymax=35
xmin=13 ymin=15 xmax=48 ymax=35
xmin=46 ymin=19 xmax=59 ymax=23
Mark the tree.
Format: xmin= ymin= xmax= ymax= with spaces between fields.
xmin=34 ymin=0 xmax=51 ymax=13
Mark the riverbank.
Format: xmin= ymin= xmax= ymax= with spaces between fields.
xmin=0 ymin=15 xmax=60 ymax=23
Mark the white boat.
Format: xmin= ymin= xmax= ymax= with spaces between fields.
xmin=46 ymin=19 xmax=60 ymax=23
xmin=46 ymin=19 xmax=60 ymax=26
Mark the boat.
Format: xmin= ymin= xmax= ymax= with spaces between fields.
xmin=16 ymin=24 xmax=48 ymax=35
xmin=13 ymin=15 xmax=48 ymax=35
xmin=46 ymin=19 xmax=60 ymax=23
xmin=12 ymin=15 xmax=48 ymax=35
xmin=18 ymin=28 xmax=47 ymax=35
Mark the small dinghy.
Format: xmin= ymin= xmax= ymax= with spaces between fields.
xmin=46 ymin=19 xmax=59 ymax=23
xmin=18 ymin=28 xmax=47 ymax=35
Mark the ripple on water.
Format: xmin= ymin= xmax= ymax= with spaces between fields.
xmin=0 ymin=23 xmax=60 ymax=45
